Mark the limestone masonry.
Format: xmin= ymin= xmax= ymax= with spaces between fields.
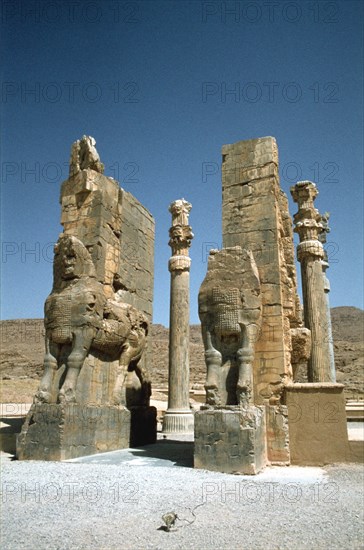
xmin=17 ymin=136 xmax=156 ymax=460
xmin=222 ymin=137 xmax=303 ymax=404
xmin=195 ymin=136 xmax=351 ymax=472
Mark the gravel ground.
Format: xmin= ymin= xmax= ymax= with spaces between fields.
xmin=1 ymin=443 xmax=363 ymax=550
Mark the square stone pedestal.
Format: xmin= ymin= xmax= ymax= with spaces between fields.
xmin=285 ymin=383 xmax=350 ymax=465
xmin=194 ymin=406 xmax=267 ymax=475
xmin=16 ymin=404 xmax=156 ymax=461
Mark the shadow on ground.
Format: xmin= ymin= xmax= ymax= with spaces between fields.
xmin=129 ymin=439 xmax=194 ymax=467
xmin=0 ymin=417 xmax=26 ymax=455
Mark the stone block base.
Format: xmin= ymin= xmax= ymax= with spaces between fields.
xmin=194 ymin=406 xmax=267 ymax=475
xmin=162 ymin=409 xmax=194 ymax=434
xmin=347 ymin=440 xmax=364 ymax=463
xmin=17 ymin=404 xmax=131 ymax=461
xmin=285 ymin=383 xmax=350 ymax=465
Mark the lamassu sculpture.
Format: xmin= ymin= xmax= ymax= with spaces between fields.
xmin=17 ymin=136 xmax=156 ymax=460
xmin=35 ymin=234 xmax=150 ymax=407
xmin=198 ymin=246 xmax=262 ymax=408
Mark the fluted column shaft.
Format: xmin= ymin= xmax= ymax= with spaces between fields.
xmin=168 ymin=261 xmax=191 ymax=409
xmin=299 ymin=242 xmax=332 ymax=381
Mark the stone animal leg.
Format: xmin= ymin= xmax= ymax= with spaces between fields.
xmin=58 ymin=328 xmax=93 ymax=403
xmin=205 ymin=349 xmax=222 ymax=389
xmin=112 ymin=343 xmax=136 ymax=406
xmin=133 ymin=358 xmax=151 ymax=406
xmin=34 ymin=335 xmax=58 ymax=404
xmin=236 ymin=324 xmax=254 ymax=407
xmin=203 ymin=328 xmax=222 ymax=406
xmin=202 ymin=328 xmax=221 ymax=388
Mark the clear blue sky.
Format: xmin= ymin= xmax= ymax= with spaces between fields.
xmin=1 ymin=0 xmax=363 ymax=325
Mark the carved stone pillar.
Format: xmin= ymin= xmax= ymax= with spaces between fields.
xmin=163 ymin=199 xmax=194 ymax=433
xmin=291 ymin=181 xmax=334 ymax=382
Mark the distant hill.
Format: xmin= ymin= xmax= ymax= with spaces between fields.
xmin=330 ymin=307 xmax=364 ymax=397
xmin=0 ymin=307 xmax=363 ymax=401
xmin=331 ymin=306 xmax=364 ymax=342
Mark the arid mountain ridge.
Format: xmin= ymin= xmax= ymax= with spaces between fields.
xmin=0 ymin=307 xmax=363 ymax=401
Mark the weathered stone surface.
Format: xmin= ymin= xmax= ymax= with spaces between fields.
xmin=18 ymin=136 xmax=156 ymax=460
xmin=33 ymin=234 xmax=150 ymax=408
xmin=290 ymin=327 xmax=312 ymax=381
xmin=206 ymin=146 xmax=354 ymax=471
xmin=163 ymin=199 xmax=194 ymax=433
xmin=115 ymin=190 xmax=154 ymax=318
xmin=194 ymin=406 xmax=267 ymax=474
xmin=61 ymin=159 xmax=155 ymax=402
xmin=17 ymin=404 xmax=130 ymax=461
xmin=222 ymin=137 xmax=302 ymax=407
xmin=70 ymin=135 xmax=104 ymax=175
xmin=285 ymin=383 xmax=350 ymax=465
xmin=196 ymin=244 xmax=265 ymax=473
xmin=61 ymin=169 xmax=154 ymax=316
xmin=222 ymin=137 xmax=314 ymax=470
xmin=198 ymin=246 xmax=262 ymax=407
xmin=265 ymin=404 xmax=290 ymax=463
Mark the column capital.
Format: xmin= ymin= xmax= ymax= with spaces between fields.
xmin=169 ymin=198 xmax=192 ymax=221
xmin=291 ymin=181 xmax=323 ymax=243
xmin=297 ymin=240 xmax=325 ymax=262
xmin=168 ymin=255 xmax=191 ymax=272
xmin=168 ymin=198 xmax=194 ymax=257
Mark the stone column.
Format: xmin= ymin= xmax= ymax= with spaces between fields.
xmin=163 ymin=199 xmax=194 ymax=433
xmin=291 ymin=181 xmax=334 ymax=382
xmin=318 ymin=213 xmax=336 ymax=382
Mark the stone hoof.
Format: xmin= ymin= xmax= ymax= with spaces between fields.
xmin=58 ymin=388 xmax=76 ymax=403
xmin=236 ymin=386 xmax=250 ymax=408
xmin=205 ymin=376 xmax=219 ymax=390
xmin=206 ymin=387 xmax=221 ymax=406
xmin=34 ymin=390 xmax=52 ymax=404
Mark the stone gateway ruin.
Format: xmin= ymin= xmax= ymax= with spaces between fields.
xmin=195 ymin=136 xmax=350 ymax=472
xmin=17 ymin=135 xmax=352 ymax=470
xmin=17 ymin=136 xmax=156 ymax=460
